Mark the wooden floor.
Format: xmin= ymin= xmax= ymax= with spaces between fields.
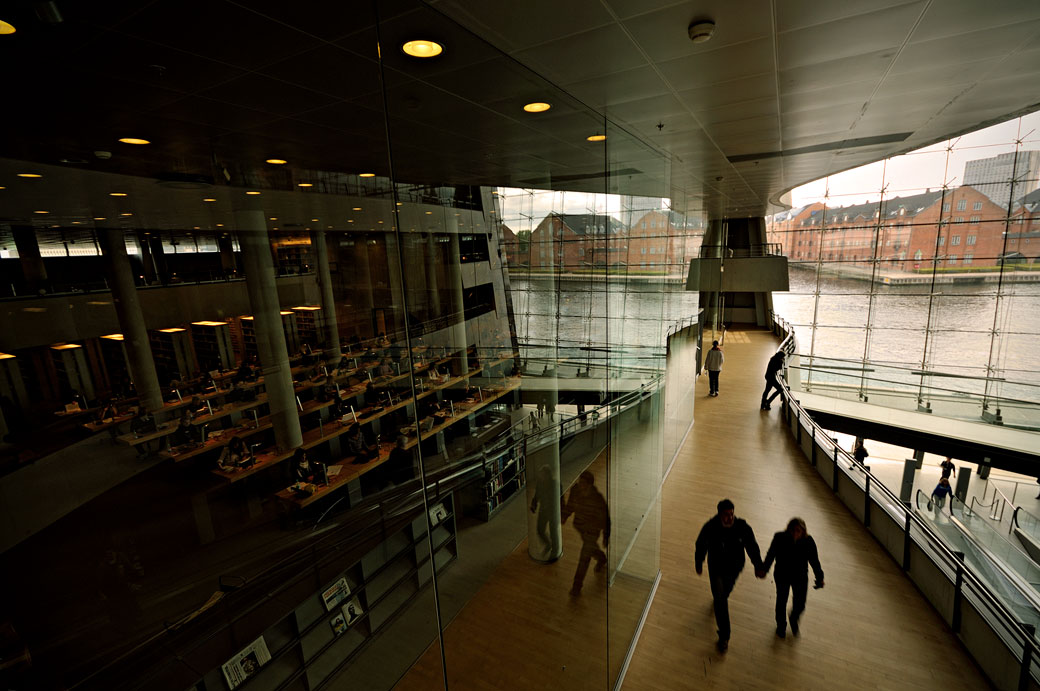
xmin=392 ymin=328 xmax=992 ymax=691
xmin=622 ymin=328 xmax=990 ymax=691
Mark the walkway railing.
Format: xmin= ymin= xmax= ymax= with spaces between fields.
xmin=769 ymin=311 xmax=1040 ymax=690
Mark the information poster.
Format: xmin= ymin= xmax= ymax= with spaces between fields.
xmin=221 ymin=636 xmax=271 ymax=690
xmin=321 ymin=577 xmax=351 ymax=612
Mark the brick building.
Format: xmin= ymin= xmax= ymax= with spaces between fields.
xmin=528 ymin=214 xmax=626 ymax=270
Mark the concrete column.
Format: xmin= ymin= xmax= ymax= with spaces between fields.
xmin=238 ymin=217 xmax=303 ymax=451
xmin=13 ymin=227 xmax=48 ymax=293
xmin=99 ymin=229 xmax=164 ymax=412
xmin=218 ymin=234 xmax=236 ymax=278
xmin=312 ymin=231 xmax=341 ymax=364
xmin=385 ymin=233 xmax=406 ymax=337
xmin=426 ymin=234 xmax=442 ymax=318
xmin=354 ymin=239 xmax=375 ymax=336
xmin=447 ymin=230 xmax=468 ymax=374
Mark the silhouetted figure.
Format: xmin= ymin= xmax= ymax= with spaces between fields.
xmin=761 ymin=518 xmax=824 ymax=638
xmin=940 ymin=457 xmax=957 ymax=479
xmin=387 ymin=435 xmax=414 ymax=485
xmin=530 ymin=465 xmax=561 ymax=561
xmin=695 ymin=499 xmax=763 ymax=652
xmin=293 ymin=448 xmax=316 ymax=483
xmin=760 ymin=350 xmax=785 ymax=410
xmin=704 ymin=340 xmax=724 ymax=397
xmin=562 ymin=471 xmax=610 ymax=596
xmin=853 ymin=440 xmax=869 ymax=465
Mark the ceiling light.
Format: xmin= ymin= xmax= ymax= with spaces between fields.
xmin=119 ymin=137 xmax=150 ymax=145
xmin=402 ymin=39 xmax=443 ymax=58
xmin=120 ymin=212 xmax=133 ymax=216
xmin=359 ymin=173 xmax=375 ymax=178
xmin=34 ymin=210 xmax=48 ymax=214
xmin=72 ymin=221 xmax=81 ymax=224
xmin=311 ymin=218 xmax=319 ymax=222
xmin=18 ymin=173 xmax=42 ymax=178
xmin=94 ymin=217 xmax=106 ymax=221
xmin=269 ymin=217 xmax=277 ymax=221
xmin=216 ymin=223 xmax=224 ymax=227
xmin=246 ymin=191 xmax=261 ymax=195
xmin=298 ymin=183 xmax=313 ymax=187
xmin=0 ymin=20 xmax=15 ymax=34
xmin=0 ymin=186 xmax=5 ymax=190
xmin=348 ymin=219 xmax=354 ymax=223
xmin=688 ymin=20 xmax=716 ymax=43
xmin=203 ymin=198 xmax=216 ymax=202
xmin=266 ymin=158 xmax=287 ymax=165
xmin=193 ymin=226 xmax=200 ymax=230
xmin=425 ymin=211 xmax=433 ymax=215
xmin=587 ymin=134 xmax=606 ymax=142
xmin=523 ymin=102 xmax=551 ymax=113
xmin=109 ymin=192 xmax=128 ymax=197
xmin=396 ymin=202 xmax=402 ymax=206
xmin=352 ymin=207 xmax=362 ymax=211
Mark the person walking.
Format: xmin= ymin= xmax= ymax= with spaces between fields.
xmin=530 ymin=465 xmax=562 ymax=561
xmin=853 ymin=440 xmax=869 ymax=465
xmin=940 ymin=457 xmax=956 ymax=479
xmin=760 ymin=350 xmax=785 ymax=410
xmin=931 ymin=477 xmax=954 ymax=512
xmin=695 ymin=499 xmax=764 ymax=652
xmin=704 ymin=340 xmax=724 ymax=397
xmin=761 ymin=518 xmax=824 ymax=638
xmin=562 ymin=471 xmax=610 ymax=596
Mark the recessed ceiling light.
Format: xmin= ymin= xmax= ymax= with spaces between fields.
xmin=193 ymin=226 xmax=200 ymax=230
xmin=72 ymin=221 xmax=81 ymax=224
xmin=0 ymin=186 xmax=5 ymax=190
xmin=586 ymin=134 xmax=606 ymax=142
xmin=18 ymin=173 xmax=42 ymax=178
xmin=523 ymin=102 xmax=551 ymax=113
xmin=216 ymin=223 xmax=224 ymax=227
xmin=109 ymin=192 xmax=128 ymax=197
xmin=352 ymin=207 xmax=362 ymax=211
xmin=203 ymin=198 xmax=216 ymax=202
xmin=269 ymin=217 xmax=277 ymax=221
xmin=119 ymin=138 xmax=150 ymax=145
xmin=120 ymin=212 xmax=133 ymax=216
xmin=359 ymin=173 xmax=375 ymax=178
xmin=401 ymin=39 xmax=443 ymax=58
xmin=0 ymin=20 xmax=15 ymax=35
xmin=93 ymin=217 xmax=106 ymax=221
xmin=396 ymin=202 xmax=402 ymax=206
xmin=348 ymin=220 xmax=354 ymax=223
xmin=377 ymin=220 xmax=384 ymax=224
xmin=246 ymin=191 xmax=261 ymax=195
xmin=266 ymin=158 xmax=287 ymax=165
xmin=34 ymin=210 xmax=48 ymax=214
xmin=297 ymin=182 xmax=313 ymax=187
xmin=425 ymin=211 xmax=433 ymax=215
xmin=311 ymin=218 xmax=319 ymax=222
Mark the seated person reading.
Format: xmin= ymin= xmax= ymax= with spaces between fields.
xmin=217 ymin=436 xmax=251 ymax=471
xmin=97 ymin=401 xmax=119 ymax=423
xmin=363 ymin=381 xmax=382 ymax=409
xmin=292 ymin=448 xmax=325 ymax=484
xmin=169 ymin=415 xmax=196 ymax=448
xmin=232 ymin=361 xmax=254 ymax=384
xmin=346 ymin=424 xmax=377 ymax=463
xmin=378 ymin=358 xmax=394 ymax=379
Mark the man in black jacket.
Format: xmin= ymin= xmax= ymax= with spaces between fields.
xmin=695 ymin=499 xmax=764 ymax=652
xmin=761 ymin=517 xmax=824 ymax=638
xmin=760 ymin=350 xmax=786 ymax=410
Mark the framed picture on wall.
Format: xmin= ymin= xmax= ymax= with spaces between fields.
xmin=321 ymin=577 xmax=351 ymax=612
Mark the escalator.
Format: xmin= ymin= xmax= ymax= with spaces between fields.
xmin=914 ymin=490 xmax=1040 ymax=632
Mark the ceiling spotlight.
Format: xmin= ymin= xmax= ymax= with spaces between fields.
xmin=246 ymin=191 xmax=261 ymax=195
xmin=352 ymin=207 xmax=362 ymax=211
xmin=587 ymin=134 xmax=606 ymax=142
xmin=688 ymin=20 xmax=716 ymax=43
xmin=0 ymin=19 xmax=15 ymax=34
xmin=109 ymin=192 xmax=128 ymax=197
xmin=359 ymin=173 xmax=375 ymax=178
xmin=266 ymin=158 xmax=287 ymax=165
xmin=269 ymin=217 xmax=277 ymax=221
xmin=33 ymin=210 xmax=48 ymax=214
xmin=119 ymin=137 xmax=150 ymax=145
xmin=203 ymin=198 xmax=216 ymax=202
xmin=120 ymin=212 xmax=133 ymax=216
xmin=402 ymin=39 xmax=443 ymax=58
xmin=298 ymin=182 xmax=313 ymax=187
xmin=18 ymin=173 xmax=42 ymax=178
xmin=93 ymin=217 xmax=106 ymax=221
xmin=216 ymin=223 xmax=224 ymax=227
xmin=523 ymin=102 xmax=551 ymax=113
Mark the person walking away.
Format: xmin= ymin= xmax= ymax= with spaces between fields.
xmin=695 ymin=499 xmax=764 ymax=652
xmin=853 ymin=440 xmax=869 ymax=465
xmin=704 ymin=340 xmax=724 ymax=397
xmin=530 ymin=465 xmax=562 ymax=561
xmin=761 ymin=518 xmax=824 ymax=638
xmin=760 ymin=350 xmax=785 ymax=409
xmin=931 ymin=477 xmax=954 ymax=513
xmin=562 ymin=471 xmax=610 ymax=596
xmin=940 ymin=457 xmax=956 ymax=479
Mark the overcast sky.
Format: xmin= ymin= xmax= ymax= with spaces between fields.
xmin=496 ymin=110 xmax=1040 ymax=229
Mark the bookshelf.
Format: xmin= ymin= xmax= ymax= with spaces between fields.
xmin=480 ymin=445 xmax=526 ymax=521
xmin=149 ymin=328 xmax=197 ymax=385
xmin=280 ymin=310 xmax=300 ymax=355
xmin=50 ymin=343 xmax=96 ymax=402
xmin=238 ymin=316 xmax=258 ymax=360
xmin=292 ymin=305 xmax=322 ymax=349
xmin=190 ymin=321 xmax=235 ymax=371
xmin=98 ymin=334 xmax=131 ymax=393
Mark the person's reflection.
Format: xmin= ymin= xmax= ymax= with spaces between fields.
xmin=562 ymin=471 xmax=610 ymax=596
xmin=529 ymin=465 xmax=561 ymax=561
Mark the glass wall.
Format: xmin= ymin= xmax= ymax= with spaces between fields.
xmin=0 ymin=2 xmax=702 ymax=691
xmin=769 ymin=111 xmax=1040 ymax=427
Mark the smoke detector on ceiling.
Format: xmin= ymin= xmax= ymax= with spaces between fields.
xmin=688 ymin=20 xmax=715 ymax=43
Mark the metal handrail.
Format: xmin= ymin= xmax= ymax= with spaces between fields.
xmin=770 ymin=310 xmax=1039 ymax=685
